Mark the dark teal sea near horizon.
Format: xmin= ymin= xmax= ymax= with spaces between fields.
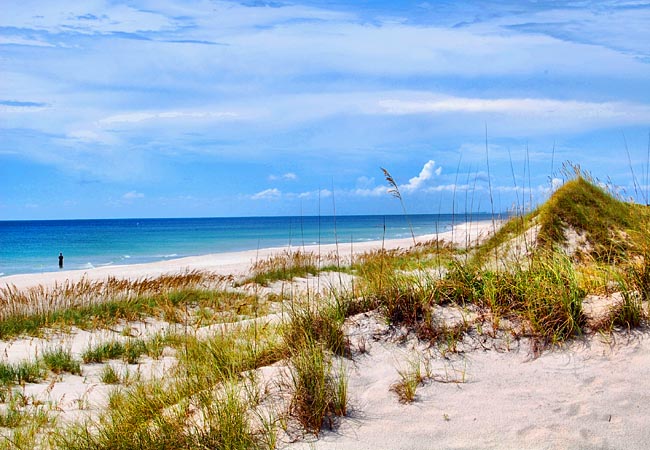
xmin=0 ymin=214 xmax=494 ymax=277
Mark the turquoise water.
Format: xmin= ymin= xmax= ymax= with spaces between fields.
xmin=0 ymin=214 xmax=491 ymax=277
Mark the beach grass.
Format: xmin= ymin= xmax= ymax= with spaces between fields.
xmin=0 ymin=349 xmax=83 ymax=389
xmin=243 ymin=250 xmax=321 ymax=286
xmin=82 ymin=339 xmax=151 ymax=365
xmin=58 ymin=323 xmax=286 ymax=450
xmin=391 ymin=356 xmax=424 ymax=404
xmin=0 ymin=360 xmax=45 ymax=386
xmin=286 ymin=337 xmax=347 ymax=435
xmin=0 ymin=272 xmax=264 ymax=339
xmin=99 ymin=365 xmax=122 ymax=384
xmin=41 ymin=347 xmax=82 ymax=375
xmin=283 ymin=298 xmax=349 ymax=357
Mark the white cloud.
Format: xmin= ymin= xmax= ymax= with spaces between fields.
xmin=377 ymin=97 xmax=650 ymax=122
xmin=98 ymin=110 xmax=239 ymax=126
xmin=122 ymin=191 xmax=144 ymax=200
xmin=66 ymin=129 xmax=116 ymax=144
xmin=0 ymin=1 xmax=178 ymax=34
xmin=400 ymin=160 xmax=438 ymax=193
xmin=0 ymin=36 xmax=55 ymax=47
xmin=355 ymin=176 xmax=375 ymax=189
xmin=0 ymin=103 xmax=48 ymax=113
xmin=295 ymin=189 xmax=332 ymax=200
xmin=353 ymin=186 xmax=388 ymax=197
xmin=269 ymin=172 xmax=298 ymax=181
xmin=251 ymin=188 xmax=281 ymax=200
xmin=551 ymin=177 xmax=563 ymax=191
xmin=221 ymin=18 xmax=647 ymax=79
xmin=67 ymin=130 xmax=100 ymax=141
xmin=3 ymin=0 xmax=650 ymax=215
xmin=423 ymin=183 xmax=472 ymax=193
xmin=488 ymin=6 xmax=650 ymax=59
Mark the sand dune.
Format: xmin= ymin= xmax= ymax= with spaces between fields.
xmin=290 ymin=311 xmax=650 ymax=450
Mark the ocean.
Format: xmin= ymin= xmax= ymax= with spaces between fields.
xmin=0 ymin=214 xmax=492 ymax=277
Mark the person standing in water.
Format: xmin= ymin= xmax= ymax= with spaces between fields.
xmin=58 ymin=252 xmax=64 ymax=269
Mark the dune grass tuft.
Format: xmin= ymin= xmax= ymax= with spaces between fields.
xmin=244 ymin=250 xmax=321 ymax=286
xmin=41 ymin=347 xmax=82 ymax=376
xmin=286 ymin=336 xmax=348 ymax=435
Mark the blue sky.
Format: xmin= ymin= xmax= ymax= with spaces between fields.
xmin=1 ymin=0 xmax=649 ymax=219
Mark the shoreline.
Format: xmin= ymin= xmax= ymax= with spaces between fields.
xmin=0 ymin=220 xmax=497 ymax=291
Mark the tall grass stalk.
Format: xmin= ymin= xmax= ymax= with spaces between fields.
xmin=381 ymin=168 xmax=416 ymax=246
xmin=287 ymin=336 xmax=347 ymax=435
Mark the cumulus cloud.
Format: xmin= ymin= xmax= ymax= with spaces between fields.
xmin=355 ymin=176 xmax=375 ymax=188
xmin=400 ymin=160 xmax=439 ymax=193
xmin=3 ymin=0 xmax=650 ymax=219
xmin=251 ymin=188 xmax=281 ymax=200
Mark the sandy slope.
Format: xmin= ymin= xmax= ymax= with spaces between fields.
xmin=288 ymin=312 xmax=650 ymax=450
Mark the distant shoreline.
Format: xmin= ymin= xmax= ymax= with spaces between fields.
xmin=0 ymin=220 xmax=498 ymax=291
xmin=0 ymin=213 xmax=504 ymax=278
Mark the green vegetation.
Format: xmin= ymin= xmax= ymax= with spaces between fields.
xmin=476 ymin=174 xmax=650 ymax=265
xmin=0 ymin=392 xmax=52 ymax=450
xmin=0 ymin=272 xmax=262 ymax=339
xmin=286 ymin=337 xmax=347 ymax=435
xmin=0 ymin=349 xmax=82 ymax=392
xmin=282 ymin=299 xmax=350 ymax=434
xmin=481 ymin=254 xmax=585 ymax=345
xmin=244 ymin=250 xmax=321 ymax=285
xmin=59 ymin=324 xmax=287 ymax=450
xmin=349 ymin=171 xmax=649 ymax=351
xmin=82 ymin=339 xmax=150 ymax=365
xmin=283 ymin=299 xmax=349 ymax=357
xmin=391 ymin=356 xmax=424 ymax=404
xmin=99 ymin=365 xmax=122 ymax=384
xmin=0 ymin=361 xmax=45 ymax=386
xmin=41 ymin=347 xmax=82 ymax=376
